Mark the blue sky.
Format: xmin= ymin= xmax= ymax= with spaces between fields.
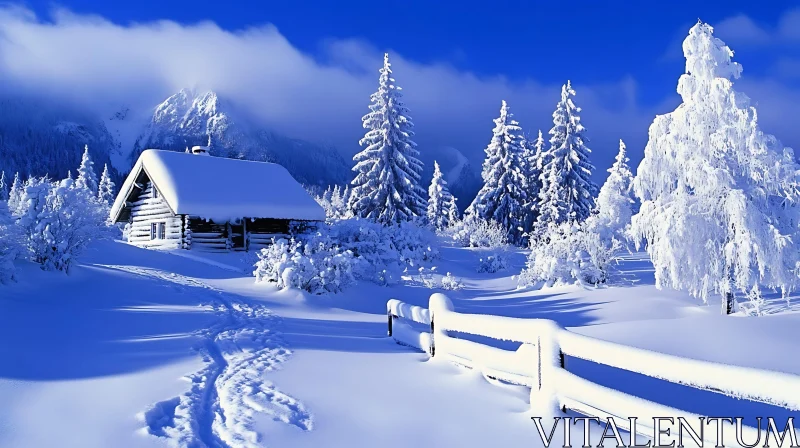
xmin=5 ymin=1 xmax=800 ymax=178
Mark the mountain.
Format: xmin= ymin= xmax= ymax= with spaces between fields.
xmin=130 ymin=89 xmax=351 ymax=187
xmin=422 ymin=146 xmax=481 ymax=212
xmin=0 ymin=95 xmax=122 ymax=183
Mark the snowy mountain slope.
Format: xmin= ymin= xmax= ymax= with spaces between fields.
xmin=422 ymin=146 xmax=481 ymax=211
xmin=130 ymin=89 xmax=351 ymax=187
xmin=0 ymin=95 xmax=122 ymax=182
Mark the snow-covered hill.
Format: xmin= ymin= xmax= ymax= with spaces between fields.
xmin=130 ymin=89 xmax=352 ymax=187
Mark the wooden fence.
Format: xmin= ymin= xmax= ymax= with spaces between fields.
xmin=387 ymin=294 xmax=800 ymax=444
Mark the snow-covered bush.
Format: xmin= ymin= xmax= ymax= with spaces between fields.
xmin=477 ymin=252 xmax=509 ymax=274
xmin=519 ymin=222 xmax=619 ymax=287
xmin=441 ymin=272 xmax=463 ymax=291
xmin=449 ymin=217 xmax=508 ymax=249
xmin=253 ymin=236 xmax=356 ymax=294
xmin=254 ymin=218 xmax=439 ymax=293
xmin=15 ymin=176 xmax=107 ymax=273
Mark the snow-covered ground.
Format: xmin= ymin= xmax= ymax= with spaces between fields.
xmin=0 ymin=239 xmax=798 ymax=447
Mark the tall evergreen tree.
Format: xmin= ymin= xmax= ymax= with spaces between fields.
xmin=466 ymin=100 xmax=528 ymax=244
xmin=427 ymin=161 xmax=455 ymax=230
xmin=349 ymin=53 xmax=426 ymax=225
xmin=75 ymin=145 xmax=98 ymax=194
xmin=537 ymin=81 xmax=598 ymax=232
xmin=98 ymin=164 xmax=116 ymax=205
xmin=521 ymin=130 xmax=546 ymax=234
xmin=632 ymin=22 xmax=800 ymax=315
xmin=595 ymin=139 xmax=635 ymax=237
xmin=8 ymin=173 xmax=22 ymax=214
xmin=0 ymin=171 xmax=7 ymax=201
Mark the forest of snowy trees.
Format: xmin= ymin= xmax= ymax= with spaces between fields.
xmin=0 ymin=146 xmax=115 ymax=281
xmin=309 ymin=23 xmax=800 ymax=315
xmin=3 ymin=22 xmax=800 ymax=316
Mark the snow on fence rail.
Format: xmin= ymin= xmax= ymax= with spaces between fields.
xmin=387 ymin=294 xmax=800 ymax=441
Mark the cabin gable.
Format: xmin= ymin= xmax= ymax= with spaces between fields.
xmin=123 ymin=171 xmax=183 ymax=250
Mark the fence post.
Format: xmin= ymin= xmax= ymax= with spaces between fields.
xmin=428 ymin=293 xmax=453 ymax=359
xmin=387 ymin=309 xmax=393 ymax=337
xmin=430 ymin=313 xmax=435 ymax=357
xmin=531 ymin=320 xmax=563 ymax=416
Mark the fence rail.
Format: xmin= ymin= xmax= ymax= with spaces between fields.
xmin=387 ymin=293 xmax=800 ymax=442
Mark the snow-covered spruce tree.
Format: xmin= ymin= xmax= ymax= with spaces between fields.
xmin=595 ymin=139 xmax=635 ymax=240
xmin=632 ymin=22 xmax=800 ymax=315
xmin=349 ymin=53 xmax=426 ymax=225
xmin=98 ymin=164 xmax=116 ymax=205
xmin=0 ymin=171 xmax=7 ymax=201
xmin=446 ymin=194 xmax=459 ymax=225
xmin=536 ymin=81 xmax=598 ymax=234
xmin=465 ymin=100 xmax=529 ymax=244
xmin=522 ymin=130 xmax=546 ymax=234
xmin=75 ymin=145 xmax=98 ymax=194
xmin=427 ymin=161 xmax=455 ymax=230
xmin=7 ymin=172 xmax=22 ymax=214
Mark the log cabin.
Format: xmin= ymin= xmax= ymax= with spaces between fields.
xmin=109 ymin=146 xmax=326 ymax=251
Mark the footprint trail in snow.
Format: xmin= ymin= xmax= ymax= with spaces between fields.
xmin=100 ymin=265 xmax=312 ymax=448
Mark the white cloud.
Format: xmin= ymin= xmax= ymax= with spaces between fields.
xmin=5 ymin=5 xmax=800 ymax=180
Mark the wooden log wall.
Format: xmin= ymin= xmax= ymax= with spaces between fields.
xmin=127 ymin=182 xmax=182 ymax=250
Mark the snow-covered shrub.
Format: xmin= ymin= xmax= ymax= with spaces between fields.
xmin=254 ymin=218 xmax=438 ymax=293
xmin=16 ymin=176 xmax=107 ymax=273
xmin=450 ymin=217 xmax=508 ymax=248
xmin=477 ymin=252 xmax=509 ymax=274
xmin=253 ymin=236 xmax=356 ymax=294
xmin=519 ymin=222 xmax=619 ymax=287
xmin=441 ymin=272 xmax=463 ymax=291
xmin=0 ymin=200 xmax=20 ymax=284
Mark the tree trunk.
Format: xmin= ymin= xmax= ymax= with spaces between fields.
xmin=724 ymin=291 xmax=734 ymax=315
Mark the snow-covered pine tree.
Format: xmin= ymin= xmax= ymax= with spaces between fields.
xmin=632 ymin=22 xmax=800 ymax=315
xmin=595 ymin=139 xmax=635 ymax=238
xmin=98 ymin=164 xmax=116 ymax=205
xmin=0 ymin=194 xmax=18 ymax=284
xmin=75 ymin=145 xmax=98 ymax=194
xmin=331 ymin=185 xmax=344 ymax=216
xmin=427 ymin=161 xmax=455 ymax=230
xmin=7 ymin=173 xmax=22 ymax=215
xmin=465 ymin=100 xmax=528 ymax=244
xmin=0 ymin=171 xmax=7 ymax=201
xmin=349 ymin=53 xmax=426 ymax=225
xmin=446 ymin=195 xmax=459 ymax=225
xmin=536 ymin=81 xmax=598 ymax=233
xmin=521 ymin=130 xmax=546 ymax=234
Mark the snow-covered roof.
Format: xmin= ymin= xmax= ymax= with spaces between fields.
xmin=111 ymin=150 xmax=326 ymax=222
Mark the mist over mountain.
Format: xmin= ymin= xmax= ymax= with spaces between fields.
xmin=0 ymin=88 xmax=483 ymax=205
xmin=130 ymin=89 xmax=352 ymax=187
xmin=0 ymin=94 xmax=122 ymax=183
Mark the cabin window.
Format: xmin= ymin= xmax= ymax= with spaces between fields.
xmin=150 ymin=222 xmax=166 ymax=240
xmin=152 ymin=186 xmax=160 ymax=199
